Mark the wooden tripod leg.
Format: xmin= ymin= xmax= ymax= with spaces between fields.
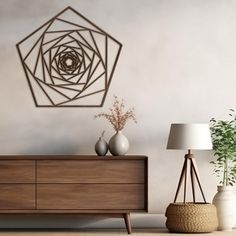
xmin=174 ymin=158 xmax=187 ymax=203
xmin=190 ymin=159 xmax=196 ymax=203
xmin=123 ymin=213 xmax=132 ymax=234
xmin=191 ymin=161 xmax=206 ymax=203
xmin=183 ymin=159 xmax=188 ymax=203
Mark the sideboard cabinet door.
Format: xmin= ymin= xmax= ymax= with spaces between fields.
xmin=0 ymin=160 xmax=35 ymax=209
xmin=37 ymin=184 xmax=144 ymax=210
xmin=0 ymin=184 xmax=35 ymax=209
xmin=37 ymin=160 xmax=145 ymax=183
xmin=36 ymin=158 xmax=147 ymax=211
xmin=0 ymin=161 xmax=35 ymax=183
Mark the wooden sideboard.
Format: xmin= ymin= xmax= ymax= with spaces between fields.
xmin=0 ymin=155 xmax=148 ymax=234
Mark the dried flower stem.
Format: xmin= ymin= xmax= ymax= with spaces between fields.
xmin=95 ymin=96 xmax=137 ymax=132
xmin=101 ymin=130 xmax=105 ymax=138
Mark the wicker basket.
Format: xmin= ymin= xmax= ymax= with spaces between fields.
xmin=165 ymin=202 xmax=218 ymax=233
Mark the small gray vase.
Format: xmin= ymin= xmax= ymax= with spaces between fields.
xmin=95 ymin=137 xmax=109 ymax=156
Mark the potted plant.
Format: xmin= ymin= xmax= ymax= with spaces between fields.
xmin=95 ymin=96 xmax=137 ymax=156
xmin=210 ymin=109 xmax=236 ymax=231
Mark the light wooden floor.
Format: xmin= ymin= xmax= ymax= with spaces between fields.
xmin=0 ymin=229 xmax=234 ymax=236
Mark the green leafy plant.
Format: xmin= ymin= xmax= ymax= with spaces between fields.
xmin=210 ymin=109 xmax=236 ymax=186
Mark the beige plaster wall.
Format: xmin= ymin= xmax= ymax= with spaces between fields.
xmin=0 ymin=0 xmax=236 ymax=222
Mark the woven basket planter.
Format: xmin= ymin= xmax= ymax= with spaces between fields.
xmin=165 ymin=203 xmax=218 ymax=233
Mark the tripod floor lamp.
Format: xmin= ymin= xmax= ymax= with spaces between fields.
xmin=165 ymin=123 xmax=218 ymax=233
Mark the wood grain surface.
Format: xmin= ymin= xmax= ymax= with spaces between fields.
xmin=37 ymin=160 xmax=145 ymax=183
xmin=0 ymin=153 xmax=148 ymax=235
xmin=37 ymin=184 xmax=145 ymax=210
xmin=0 ymin=155 xmax=147 ymax=160
xmin=0 ymin=161 xmax=35 ymax=183
xmin=0 ymin=184 xmax=35 ymax=209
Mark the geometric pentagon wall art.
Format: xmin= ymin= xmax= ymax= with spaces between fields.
xmin=16 ymin=7 xmax=122 ymax=107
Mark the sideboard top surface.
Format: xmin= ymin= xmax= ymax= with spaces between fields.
xmin=0 ymin=155 xmax=148 ymax=160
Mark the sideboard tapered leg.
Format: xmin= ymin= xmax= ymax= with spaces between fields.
xmin=123 ymin=213 xmax=132 ymax=234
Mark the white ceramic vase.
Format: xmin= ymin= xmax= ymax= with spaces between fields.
xmin=213 ymin=185 xmax=236 ymax=231
xmin=109 ymin=131 xmax=129 ymax=156
xmin=95 ymin=137 xmax=109 ymax=156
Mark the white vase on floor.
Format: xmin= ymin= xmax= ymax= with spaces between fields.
xmin=109 ymin=131 xmax=129 ymax=156
xmin=213 ymin=185 xmax=236 ymax=231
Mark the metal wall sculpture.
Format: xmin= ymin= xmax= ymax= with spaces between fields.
xmin=16 ymin=7 xmax=122 ymax=107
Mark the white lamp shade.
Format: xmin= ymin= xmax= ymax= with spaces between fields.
xmin=167 ymin=123 xmax=212 ymax=150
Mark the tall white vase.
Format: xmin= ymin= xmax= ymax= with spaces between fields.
xmin=213 ymin=185 xmax=236 ymax=231
xmin=109 ymin=131 xmax=129 ymax=156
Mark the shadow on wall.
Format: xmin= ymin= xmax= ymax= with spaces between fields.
xmin=0 ymin=215 xmax=118 ymax=229
xmin=0 ymin=214 xmax=165 ymax=229
xmin=0 ymin=115 xmax=95 ymax=155
xmin=0 ymin=0 xmax=55 ymax=21
xmin=18 ymin=135 xmax=79 ymax=155
xmin=1 ymin=118 xmax=91 ymax=155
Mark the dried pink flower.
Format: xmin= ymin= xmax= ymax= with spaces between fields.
xmin=95 ymin=96 xmax=137 ymax=132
